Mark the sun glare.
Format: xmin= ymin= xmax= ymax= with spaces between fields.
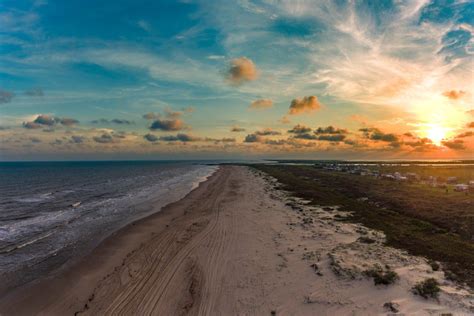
xmin=426 ymin=125 xmax=446 ymax=146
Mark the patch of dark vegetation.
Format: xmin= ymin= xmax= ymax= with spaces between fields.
xmin=429 ymin=260 xmax=440 ymax=271
xmin=357 ymin=236 xmax=376 ymax=244
xmin=383 ymin=301 xmax=399 ymax=313
xmin=364 ymin=265 xmax=399 ymax=285
xmin=250 ymin=164 xmax=474 ymax=288
xmin=412 ymin=278 xmax=441 ymax=299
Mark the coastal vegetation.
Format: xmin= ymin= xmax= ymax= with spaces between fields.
xmin=412 ymin=278 xmax=441 ymax=299
xmin=252 ymin=164 xmax=474 ymax=288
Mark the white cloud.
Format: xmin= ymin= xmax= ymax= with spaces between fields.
xmin=137 ymin=20 xmax=151 ymax=32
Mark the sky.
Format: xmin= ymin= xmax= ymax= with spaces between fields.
xmin=0 ymin=0 xmax=473 ymax=160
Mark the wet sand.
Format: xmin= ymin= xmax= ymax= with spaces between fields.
xmin=0 ymin=166 xmax=472 ymax=315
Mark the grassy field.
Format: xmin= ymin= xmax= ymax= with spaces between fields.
xmin=251 ymin=164 xmax=474 ymax=288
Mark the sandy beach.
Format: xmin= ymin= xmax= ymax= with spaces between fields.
xmin=0 ymin=166 xmax=472 ymax=315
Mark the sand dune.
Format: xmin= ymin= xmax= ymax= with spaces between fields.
xmin=1 ymin=166 xmax=472 ymax=315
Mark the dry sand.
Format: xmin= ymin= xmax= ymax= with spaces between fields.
xmin=0 ymin=166 xmax=473 ymax=315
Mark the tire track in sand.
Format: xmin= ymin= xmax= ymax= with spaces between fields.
xmin=84 ymin=167 xmax=236 ymax=315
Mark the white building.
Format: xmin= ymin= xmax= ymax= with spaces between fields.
xmin=454 ymin=184 xmax=469 ymax=192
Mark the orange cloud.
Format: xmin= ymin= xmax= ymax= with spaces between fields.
xmin=255 ymin=128 xmax=281 ymax=136
xmin=442 ymin=90 xmax=466 ymax=100
xmin=149 ymin=119 xmax=184 ymax=131
xmin=288 ymin=124 xmax=311 ymax=134
xmin=244 ymin=134 xmax=263 ymax=143
xmin=288 ymin=96 xmax=321 ymax=115
xmin=227 ymin=57 xmax=258 ymax=85
xmin=249 ymin=99 xmax=273 ymax=110
xmin=456 ymin=131 xmax=473 ymax=138
xmin=441 ymin=139 xmax=465 ymax=150
xmin=230 ymin=126 xmax=245 ymax=132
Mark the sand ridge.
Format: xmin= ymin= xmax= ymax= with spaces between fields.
xmin=0 ymin=166 xmax=472 ymax=315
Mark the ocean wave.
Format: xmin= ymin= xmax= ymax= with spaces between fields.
xmin=0 ymin=164 xmax=218 ymax=283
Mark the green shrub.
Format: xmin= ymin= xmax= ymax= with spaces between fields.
xmin=412 ymin=278 xmax=441 ymax=299
xmin=428 ymin=260 xmax=440 ymax=271
xmin=365 ymin=266 xmax=399 ymax=285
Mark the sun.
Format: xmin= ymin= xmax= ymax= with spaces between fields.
xmin=426 ymin=125 xmax=446 ymax=146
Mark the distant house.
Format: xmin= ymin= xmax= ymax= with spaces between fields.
xmin=454 ymin=184 xmax=469 ymax=192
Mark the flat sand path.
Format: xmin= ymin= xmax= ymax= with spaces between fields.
xmin=0 ymin=166 xmax=471 ymax=315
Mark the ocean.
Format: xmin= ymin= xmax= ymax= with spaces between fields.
xmin=0 ymin=161 xmax=217 ymax=292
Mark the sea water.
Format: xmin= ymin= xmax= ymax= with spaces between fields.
xmin=0 ymin=161 xmax=217 ymax=291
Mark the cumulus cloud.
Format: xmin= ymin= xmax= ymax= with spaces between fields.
xmin=227 ymin=57 xmax=258 ymax=85
xmin=441 ymin=139 xmax=465 ymax=150
xmin=249 ymin=99 xmax=273 ymax=110
xmin=34 ymin=115 xmax=57 ymax=126
xmin=317 ymin=134 xmax=346 ymax=142
xmin=255 ymin=128 xmax=281 ymax=136
xmin=244 ymin=134 xmax=263 ymax=143
xmin=24 ymin=88 xmax=44 ymax=97
xmin=23 ymin=121 xmax=42 ymax=129
xmin=292 ymin=133 xmax=346 ymax=142
xmin=289 ymin=125 xmax=348 ymax=142
xmin=360 ymin=128 xmax=399 ymax=142
xmin=23 ymin=115 xmax=79 ymax=129
xmin=288 ymin=124 xmax=312 ymax=134
xmin=149 ymin=119 xmax=184 ymax=131
xmin=456 ymin=131 xmax=473 ymax=138
xmin=315 ymin=126 xmax=348 ymax=135
xmin=143 ymin=107 xmax=190 ymax=121
xmin=92 ymin=118 xmax=133 ymax=125
xmin=293 ymin=133 xmax=318 ymax=140
xmin=231 ymin=126 xmax=246 ymax=132
xmin=59 ymin=117 xmax=79 ymax=126
xmin=442 ymin=90 xmax=466 ymax=100
xmin=144 ymin=108 xmax=189 ymax=131
xmin=288 ymin=96 xmax=321 ymax=115
xmin=159 ymin=133 xmax=200 ymax=142
xmin=467 ymin=122 xmax=474 ymax=128
xmin=404 ymin=137 xmax=433 ymax=148
xmin=0 ymin=89 xmax=14 ymax=104
xmin=164 ymin=108 xmax=185 ymax=120
xmin=265 ymin=139 xmax=287 ymax=146
xmin=143 ymin=133 xmax=159 ymax=142
xmin=93 ymin=133 xmax=115 ymax=144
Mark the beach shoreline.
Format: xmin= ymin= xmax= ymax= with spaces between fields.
xmin=1 ymin=165 xmax=472 ymax=315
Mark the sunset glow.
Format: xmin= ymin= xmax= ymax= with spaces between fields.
xmin=0 ymin=0 xmax=472 ymax=160
xmin=425 ymin=125 xmax=447 ymax=146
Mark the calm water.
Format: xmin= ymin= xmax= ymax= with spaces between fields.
xmin=0 ymin=161 xmax=217 ymax=291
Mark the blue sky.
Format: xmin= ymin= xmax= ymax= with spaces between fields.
xmin=0 ymin=0 xmax=473 ymax=160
